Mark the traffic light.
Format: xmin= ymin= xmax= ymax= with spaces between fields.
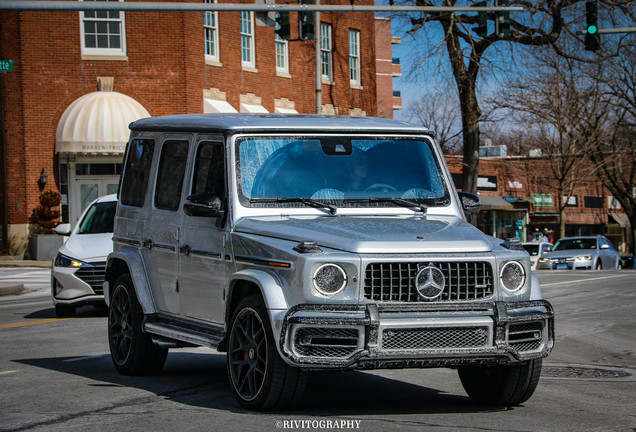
xmin=299 ymin=0 xmax=315 ymax=40
xmin=495 ymin=0 xmax=510 ymax=37
xmin=585 ymin=1 xmax=600 ymax=51
xmin=472 ymin=1 xmax=487 ymax=38
xmin=275 ymin=12 xmax=291 ymax=40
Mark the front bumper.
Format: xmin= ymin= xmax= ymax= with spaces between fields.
xmin=51 ymin=263 xmax=106 ymax=306
xmin=279 ymin=300 xmax=554 ymax=370
xmin=537 ymin=259 xmax=592 ymax=270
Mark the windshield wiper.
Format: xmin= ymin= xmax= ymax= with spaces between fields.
xmin=250 ymin=198 xmax=337 ymax=215
xmin=344 ymin=198 xmax=428 ymax=214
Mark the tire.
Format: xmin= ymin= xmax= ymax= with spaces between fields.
xmin=458 ymin=359 xmax=543 ymax=406
xmin=227 ymin=294 xmax=307 ymax=411
xmin=55 ymin=304 xmax=76 ymax=318
xmin=108 ymin=274 xmax=168 ymax=375
xmin=595 ymin=260 xmax=602 ymax=270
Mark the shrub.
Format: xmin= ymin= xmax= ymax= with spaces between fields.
xmin=30 ymin=191 xmax=62 ymax=234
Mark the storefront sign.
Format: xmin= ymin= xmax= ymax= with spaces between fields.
xmin=563 ymin=195 xmax=578 ymax=207
xmin=477 ymin=175 xmax=497 ymax=191
xmin=506 ymin=177 xmax=525 ymax=191
xmin=533 ymin=193 xmax=553 ymax=207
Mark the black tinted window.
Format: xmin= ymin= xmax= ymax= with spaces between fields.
xmin=120 ymin=139 xmax=155 ymax=207
xmin=155 ymin=140 xmax=189 ymax=211
xmin=191 ymin=142 xmax=225 ymax=197
xmin=78 ymin=201 xmax=117 ymax=234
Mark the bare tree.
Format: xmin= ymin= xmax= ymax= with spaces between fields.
xmin=389 ymin=0 xmax=635 ymax=197
xmin=589 ymin=41 xmax=636 ymax=253
xmin=405 ymin=89 xmax=463 ymax=153
xmin=490 ymin=49 xmax=611 ymax=238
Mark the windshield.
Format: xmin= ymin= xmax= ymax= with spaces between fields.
xmin=523 ymin=244 xmax=539 ymax=256
xmin=78 ymin=201 xmax=117 ymax=234
xmin=237 ymin=136 xmax=449 ymax=209
xmin=553 ymin=238 xmax=597 ymax=251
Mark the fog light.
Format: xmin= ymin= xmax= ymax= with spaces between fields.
xmin=313 ymin=264 xmax=347 ymax=296
xmin=54 ymin=278 xmax=64 ymax=296
xmin=500 ymin=261 xmax=526 ymax=292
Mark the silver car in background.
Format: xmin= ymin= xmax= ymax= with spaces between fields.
xmin=536 ymin=235 xmax=621 ymax=270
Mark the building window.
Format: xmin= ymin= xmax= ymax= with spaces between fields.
xmin=320 ymin=23 xmax=332 ymax=81
xmin=241 ymin=11 xmax=255 ymax=68
xmin=349 ymin=29 xmax=360 ymax=85
xmin=275 ymin=13 xmax=289 ymax=73
xmin=80 ymin=0 xmax=126 ymax=56
xmin=204 ymin=0 xmax=219 ymax=62
xmin=584 ymin=195 xmax=604 ymax=209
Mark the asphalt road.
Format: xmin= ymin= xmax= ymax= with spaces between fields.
xmin=0 ymin=268 xmax=635 ymax=432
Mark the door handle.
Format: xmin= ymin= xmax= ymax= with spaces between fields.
xmin=179 ymin=245 xmax=191 ymax=257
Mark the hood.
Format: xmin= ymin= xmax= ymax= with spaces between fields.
xmin=234 ymin=215 xmax=493 ymax=254
xmin=58 ymin=233 xmax=114 ymax=262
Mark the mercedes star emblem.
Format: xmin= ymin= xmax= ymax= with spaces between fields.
xmin=414 ymin=265 xmax=446 ymax=300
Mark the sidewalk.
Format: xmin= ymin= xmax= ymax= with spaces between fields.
xmin=0 ymin=259 xmax=52 ymax=268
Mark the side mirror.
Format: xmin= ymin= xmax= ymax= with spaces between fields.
xmin=457 ymin=192 xmax=481 ymax=216
xmin=184 ymin=193 xmax=225 ymax=218
xmin=544 ymin=247 xmax=552 ymax=253
xmin=55 ymin=223 xmax=72 ymax=236
xmin=600 ymin=244 xmax=610 ymax=249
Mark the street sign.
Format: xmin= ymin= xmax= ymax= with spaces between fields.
xmin=0 ymin=60 xmax=13 ymax=72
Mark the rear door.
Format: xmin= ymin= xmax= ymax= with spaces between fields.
xmin=142 ymin=136 xmax=191 ymax=316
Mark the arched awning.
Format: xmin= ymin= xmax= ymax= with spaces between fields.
xmin=56 ymin=91 xmax=150 ymax=154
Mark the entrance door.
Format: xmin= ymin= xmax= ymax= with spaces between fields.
xmin=72 ymin=178 xmax=120 ymax=224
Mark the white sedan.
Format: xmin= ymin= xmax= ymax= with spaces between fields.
xmin=51 ymin=194 xmax=117 ymax=317
xmin=522 ymin=241 xmax=553 ymax=271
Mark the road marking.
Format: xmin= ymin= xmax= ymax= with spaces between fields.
xmin=0 ymin=318 xmax=72 ymax=329
xmin=541 ymin=274 xmax=633 ymax=287
xmin=0 ymin=370 xmax=19 ymax=375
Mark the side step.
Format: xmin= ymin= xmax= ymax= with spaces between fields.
xmin=145 ymin=322 xmax=223 ymax=349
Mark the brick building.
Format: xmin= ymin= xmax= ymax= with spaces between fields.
xmin=446 ymin=155 xmax=633 ymax=255
xmin=1 ymin=0 xmax=398 ymax=249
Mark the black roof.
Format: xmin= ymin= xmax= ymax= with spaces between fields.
xmin=129 ymin=114 xmax=433 ymax=135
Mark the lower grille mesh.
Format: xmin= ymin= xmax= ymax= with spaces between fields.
xmin=508 ymin=322 xmax=543 ymax=352
xmin=294 ymin=327 xmax=359 ymax=358
xmin=382 ymin=327 xmax=489 ymax=350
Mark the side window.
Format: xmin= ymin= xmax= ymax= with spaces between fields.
xmin=155 ymin=140 xmax=190 ymax=211
xmin=120 ymin=138 xmax=155 ymax=207
xmin=191 ymin=142 xmax=225 ymax=197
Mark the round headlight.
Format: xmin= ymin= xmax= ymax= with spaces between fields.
xmin=500 ymin=261 xmax=526 ymax=292
xmin=313 ymin=264 xmax=347 ymax=296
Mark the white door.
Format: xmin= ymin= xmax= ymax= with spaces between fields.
xmin=72 ymin=177 xmax=119 ymax=224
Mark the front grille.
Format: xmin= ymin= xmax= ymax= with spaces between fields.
xmin=75 ymin=262 xmax=106 ymax=295
xmin=508 ymin=322 xmax=543 ymax=352
xmin=382 ymin=327 xmax=489 ymax=350
xmin=294 ymin=327 xmax=359 ymax=358
xmin=364 ymin=262 xmax=493 ymax=302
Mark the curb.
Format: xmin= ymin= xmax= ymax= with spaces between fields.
xmin=0 ymin=283 xmax=26 ymax=296
xmin=0 ymin=261 xmax=52 ymax=269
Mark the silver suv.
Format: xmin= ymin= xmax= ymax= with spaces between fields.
xmin=104 ymin=114 xmax=554 ymax=411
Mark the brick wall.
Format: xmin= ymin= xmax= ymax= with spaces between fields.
xmin=0 ymin=0 xmax=379 ymax=227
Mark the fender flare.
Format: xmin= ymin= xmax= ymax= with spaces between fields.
xmin=105 ymin=249 xmax=157 ymax=314
xmin=529 ymin=272 xmax=543 ymax=301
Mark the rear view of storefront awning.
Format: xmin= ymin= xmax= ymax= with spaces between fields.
xmin=204 ymin=98 xmax=238 ymax=113
xmin=56 ymin=88 xmax=150 ymax=154
xmin=609 ymin=212 xmax=631 ymax=227
xmin=479 ymin=195 xmax=514 ymax=210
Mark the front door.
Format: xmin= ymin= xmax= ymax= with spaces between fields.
xmin=73 ymin=178 xmax=120 ymax=224
xmin=178 ymin=138 xmax=227 ymax=324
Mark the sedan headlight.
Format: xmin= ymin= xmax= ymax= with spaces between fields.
xmin=500 ymin=261 xmax=526 ymax=292
xmin=313 ymin=264 xmax=347 ymax=296
xmin=538 ymin=258 xmax=549 ymax=263
xmin=54 ymin=253 xmax=85 ymax=268
xmin=576 ymin=255 xmax=593 ymax=260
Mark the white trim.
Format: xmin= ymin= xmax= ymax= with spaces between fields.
xmin=79 ymin=0 xmax=126 ymax=57
xmin=204 ymin=0 xmax=220 ymax=63
xmin=240 ymin=103 xmax=269 ymax=113
xmin=274 ymin=107 xmax=298 ymax=114
xmin=241 ymin=11 xmax=255 ymax=68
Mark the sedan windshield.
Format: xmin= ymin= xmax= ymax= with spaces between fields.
xmin=553 ymin=238 xmax=597 ymax=251
xmin=237 ymin=136 xmax=448 ymax=209
xmin=78 ymin=201 xmax=117 ymax=234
